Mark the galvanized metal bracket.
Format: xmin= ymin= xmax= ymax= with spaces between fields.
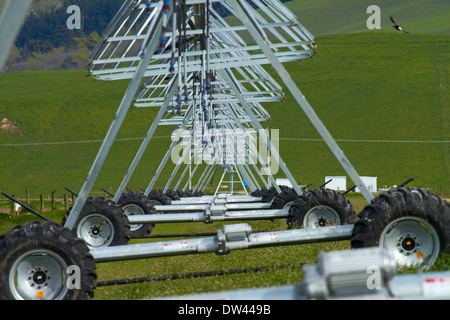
xmin=216 ymin=223 xmax=252 ymax=255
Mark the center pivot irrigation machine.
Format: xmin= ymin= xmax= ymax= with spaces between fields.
xmin=1 ymin=0 xmax=450 ymax=300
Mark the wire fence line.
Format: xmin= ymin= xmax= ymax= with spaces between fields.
xmin=0 ymin=137 xmax=449 ymax=147
xmin=0 ymin=136 xmax=171 ymax=147
xmin=281 ymin=138 xmax=450 ymax=143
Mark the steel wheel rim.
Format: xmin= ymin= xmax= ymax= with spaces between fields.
xmin=283 ymin=201 xmax=295 ymax=211
xmin=77 ymin=214 xmax=114 ymax=248
xmin=149 ymin=199 xmax=162 ymax=206
xmin=123 ymin=203 xmax=146 ymax=232
xmin=303 ymin=205 xmax=340 ymax=228
xmin=9 ymin=249 xmax=69 ymax=300
xmin=380 ymin=217 xmax=440 ymax=268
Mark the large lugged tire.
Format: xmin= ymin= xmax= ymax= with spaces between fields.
xmin=147 ymin=189 xmax=172 ymax=205
xmin=193 ymin=190 xmax=205 ymax=197
xmin=255 ymin=185 xmax=292 ymax=203
xmin=165 ymin=189 xmax=181 ymax=201
xmin=287 ymin=188 xmax=355 ymax=228
xmin=261 ymin=187 xmax=281 ymax=203
xmin=251 ymin=187 xmax=268 ymax=198
xmin=63 ymin=197 xmax=130 ymax=248
xmin=177 ymin=190 xmax=195 ymax=197
xmin=351 ymin=187 xmax=450 ymax=268
xmin=0 ymin=221 xmax=96 ymax=300
xmin=270 ymin=187 xmax=299 ymax=210
xmin=118 ymin=192 xmax=157 ymax=238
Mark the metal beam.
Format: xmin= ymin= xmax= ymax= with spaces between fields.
xmin=218 ymin=68 xmax=301 ymax=195
xmin=64 ymin=8 xmax=169 ymax=230
xmin=228 ymin=0 xmax=374 ymax=203
xmin=0 ymin=0 xmax=33 ymax=71
xmin=113 ymin=74 xmax=180 ymax=202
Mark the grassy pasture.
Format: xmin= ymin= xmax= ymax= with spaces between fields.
xmin=0 ymin=193 xmax=449 ymax=300
xmin=1 ymin=32 xmax=448 ymax=199
xmin=285 ymin=0 xmax=450 ymax=36
xmin=0 ymin=22 xmax=449 ymax=300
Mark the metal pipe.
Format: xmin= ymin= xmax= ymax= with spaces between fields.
xmin=90 ymin=224 xmax=353 ymax=263
xmin=157 ymin=247 xmax=450 ymax=300
xmin=91 ymin=235 xmax=218 ymax=263
xmin=153 ymin=201 xmax=272 ymax=212
xmin=128 ymin=208 xmax=290 ymax=224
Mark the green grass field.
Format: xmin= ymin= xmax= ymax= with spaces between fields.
xmin=285 ymin=0 xmax=450 ymax=36
xmin=0 ymin=193 xmax=449 ymax=300
xmin=1 ymin=2 xmax=450 ymax=300
xmin=3 ymin=0 xmax=449 ymax=36
xmin=1 ymin=32 xmax=448 ymax=199
xmin=0 ymin=196 xmax=364 ymax=300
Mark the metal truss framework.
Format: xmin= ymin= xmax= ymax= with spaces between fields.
xmin=64 ymin=0 xmax=373 ymax=231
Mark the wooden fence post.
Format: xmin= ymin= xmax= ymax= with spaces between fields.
xmin=10 ymin=196 xmax=16 ymax=215
xmin=40 ymin=195 xmax=44 ymax=211
xmin=64 ymin=194 xmax=68 ymax=211
xmin=51 ymin=190 xmax=56 ymax=210
xmin=25 ymin=187 xmax=30 ymax=204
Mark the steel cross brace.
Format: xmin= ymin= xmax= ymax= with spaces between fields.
xmin=0 ymin=0 xmax=33 ymax=70
xmin=112 ymin=74 xmax=181 ymax=203
xmin=64 ymin=5 xmax=171 ymax=230
xmin=227 ymin=0 xmax=374 ymax=203
xmin=130 ymin=101 xmax=285 ymax=197
xmin=218 ymin=67 xmax=303 ymax=196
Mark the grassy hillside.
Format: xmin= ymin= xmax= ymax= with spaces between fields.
xmin=2 ymin=0 xmax=449 ymax=36
xmin=0 ymin=32 xmax=449 ymax=199
xmin=0 ymin=70 xmax=177 ymax=197
xmin=285 ymin=0 xmax=450 ymax=35
xmin=269 ymin=32 xmax=450 ymax=192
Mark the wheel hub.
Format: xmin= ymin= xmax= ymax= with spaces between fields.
xmin=77 ymin=214 xmax=114 ymax=248
xmin=32 ymin=270 xmax=48 ymax=286
xmin=90 ymin=225 xmax=102 ymax=237
xmin=10 ymin=250 xmax=68 ymax=300
xmin=380 ymin=217 xmax=440 ymax=268
xmin=303 ymin=206 xmax=340 ymax=229
xmin=316 ymin=217 xmax=328 ymax=227
xmin=399 ymin=235 xmax=418 ymax=253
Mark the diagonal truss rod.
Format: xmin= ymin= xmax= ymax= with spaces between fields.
xmin=64 ymin=5 xmax=171 ymax=230
xmin=64 ymin=0 xmax=373 ymax=225
xmin=218 ymin=67 xmax=302 ymax=195
xmin=112 ymin=73 xmax=181 ymax=202
xmin=228 ymin=0 xmax=373 ymax=202
xmin=0 ymin=0 xmax=33 ymax=70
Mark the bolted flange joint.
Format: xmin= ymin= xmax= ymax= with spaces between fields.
xmin=216 ymin=223 xmax=252 ymax=255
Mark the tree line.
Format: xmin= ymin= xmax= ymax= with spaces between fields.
xmin=15 ymin=0 xmax=123 ymax=57
xmin=15 ymin=0 xmax=292 ymax=56
xmin=4 ymin=0 xmax=292 ymax=73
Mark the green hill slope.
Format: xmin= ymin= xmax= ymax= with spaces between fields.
xmin=0 ymin=32 xmax=449 ymax=198
xmin=285 ymin=0 xmax=450 ymax=35
xmin=268 ymin=32 xmax=450 ymax=192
